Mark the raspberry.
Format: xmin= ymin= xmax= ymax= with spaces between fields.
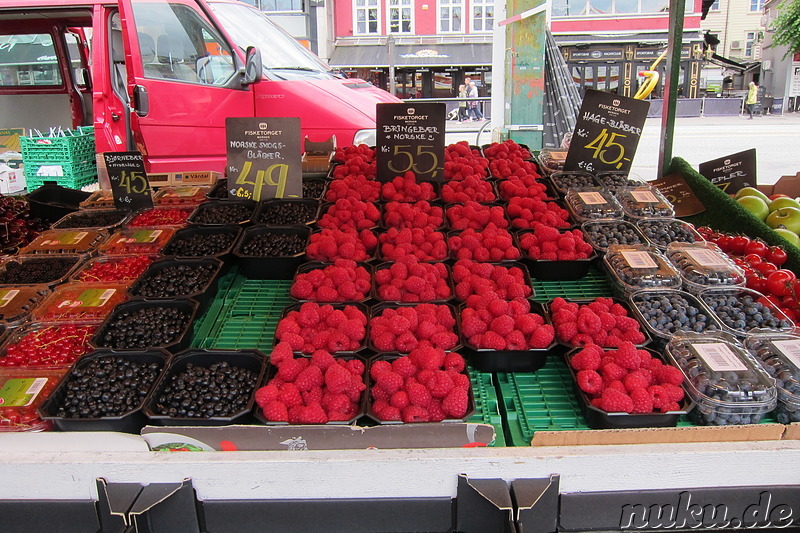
xmin=443 ymin=352 xmax=466 ymax=372
xmin=377 ymin=371 xmax=404 ymax=394
xmin=255 ymin=384 xmax=280 ymax=408
xmin=613 ymin=344 xmax=642 ymax=370
xmin=489 ymin=315 xmax=515 ymax=336
xmin=392 ymin=356 xmax=418 ymax=378
xmin=441 ymin=387 xmax=469 ymax=418
xmin=623 ymin=370 xmax=650 ymax=393
xmin=345 ymin=358 xmax=365 ymax=376
xmin=377 ymin=405 xmax=402 ymax=421
xmin=322 ymin=392 xmax=352 ymax=413
xmin=325 ymin=364 xmax=352 ymax=394
xmin=370 ymin=359 xmax=392 ymax=380
xmin=570 ymin=346 xmax=602 ymax=371
xmin=405 ymin=382 xmax=432 ymax=407
xmin=656 ymin=365 xmax=684 ymax=387
xmin=262 ymin=400 xmax=289 ymax=422
xmin=402 ymin=405 xmax=430 ymax=422
xmin=390 ymin=390 xmax=410 ymax=409
xmin=373 ymin=332 xmax=396 ymax=352
xmin=576 ymin=310 xmax=602 ymax=335
xmin=630 ymin=388 xmax=654 ymax=414
xmin=647 ymin=385 xmax=670 ymax=409
xmin=427 ymin=370 xmax=455 ymax=398
xmin=277 ymin=358 xmax=305 ymax=382
xmin=270 ymin=342 xmax=294 ymax=365
xmin=600 ymin=362 xmax=627 ymax=382
xmin=556 ymin=322 xmax=578 ymax=343
xmin=295 ymin=365 xmax=324 ymax=392
xmin=298 ymin=403 xmax=328 ymax=424
xmin=530 ymin=325 xmax=555 ymax=349
xmin=599 ymin=388 xmax=633 ymax=413
xmin=279 ymin=383 xmax=303 ymax=409
xmin=576 ymin=369 xmax=603 ymax=395
xmin=661 ymin=383 xmax=685 ymax=403
xmin=606 ymin=380 xmax=627 ymax=394
xmin=409 ymin=345 xmax=446 ymax=371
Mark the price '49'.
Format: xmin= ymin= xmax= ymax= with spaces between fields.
xmin=387 ymin=145 xmax=439 ymax=178
xmin=235 ymin=161 xmax=290 ymax=201
xmin=584 ymin=128 xmax=630 ymax=169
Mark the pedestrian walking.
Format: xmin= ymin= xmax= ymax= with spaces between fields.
xmin=468 ymin=81 xmax=483 ymax=121
xmin=746 ymin=81 xmax=759 ymax=119
xmin=457 ymin=84 xmax=469 ymax=121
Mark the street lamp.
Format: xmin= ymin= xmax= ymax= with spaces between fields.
xmin=387 ymin=33 xmax=396 ymax=96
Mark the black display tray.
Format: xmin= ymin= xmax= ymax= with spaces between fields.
xmin=161 ymin=225 xmax=242 ymax=261
xmin=517 ymin=229 xmax=598 ymax=281
xmin=254 ymin=198 xmax=321 ymax=226
xmin=38 ymin=349 xmax=170 ymax=433
xmin=275 ymin=301 xmax=370 ymax=355
xmin=372 ymin=261 xmax=453 ymax=304
xmin=290 ymin=261 xmax=374 ymax=304
xmin=27 ymin=184 xmax=92 ymax=223
xmin=143 ymin=349 xmax=267 ymax=426
xmin=234 ymin=225 xmax=310 ymax=280
xmin=187 ymin=199 xmax=256 ymax=226
xmin=127 ymin=257 xmax=223 ymax=312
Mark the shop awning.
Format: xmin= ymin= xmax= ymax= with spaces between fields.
xmin=329 ymin=43 xmax=492 ymax=68
xmin=708 ymin=52 xmax=747 ymax=71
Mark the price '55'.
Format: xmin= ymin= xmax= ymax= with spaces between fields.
xmin=235 ymin=161 xmax=290 ymax=200
xmin=388 ymin=145 xmax=439 ymax=177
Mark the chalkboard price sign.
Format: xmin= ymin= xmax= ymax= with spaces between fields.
xmin=226 ymin=117 xmax=302 ymax=201
xmin=564 ymin=90 xmax=650 ymax=174
xmin=376 ymin=102 xmax=445 ymax=182
xmin=699 ymin=149 xmax=757 ymax=194
xmin=103 ymin=151 xmax=153 ymax=210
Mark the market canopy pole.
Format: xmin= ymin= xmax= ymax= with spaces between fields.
xmin=658 ymin=0 xmax=686 ymax=176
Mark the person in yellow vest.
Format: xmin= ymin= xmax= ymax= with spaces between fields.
xmin=746 ymin=81 xmax=759 ymax=119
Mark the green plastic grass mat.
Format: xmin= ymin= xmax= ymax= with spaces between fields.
xmin=671 ymin=157 xmax=800 ymax=272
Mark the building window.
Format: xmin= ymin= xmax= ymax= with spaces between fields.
xmin=260 ymin=0 xmax=303 ymax=11
xmin=389 ymin=0 xmax=413 ymax=33
xmin=745 ymin=31 xmax=756 ymax=56
xmin=472 ymin=0 xmax=493 ymax=31
xmin=439 ymin=0 xmax=463 ymax=33
xmin=354 ymin=0 xmax=379 ymax=35
xmin=709 ymin=0 xmax=720 ymax=10
xmin=749 ymin=0 xmax=764 ymax=11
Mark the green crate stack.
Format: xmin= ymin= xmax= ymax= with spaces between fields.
xmin=468 ymin=370 xmax=506 ymax=447
xmin=21 ymin=126 xmax=97 ymax=190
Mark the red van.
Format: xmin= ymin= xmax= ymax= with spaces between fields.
xmin=0 ymin=0 xmax=399 ymax=173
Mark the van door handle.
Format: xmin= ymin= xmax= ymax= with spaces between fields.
xmin=111 ymin=112 xmax=120 ymax=122
xmin=133 ymin=85 xmax=149 ymax=117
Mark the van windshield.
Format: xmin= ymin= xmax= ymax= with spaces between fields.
xmin=209 ymin=2 xmax=334 ymax=80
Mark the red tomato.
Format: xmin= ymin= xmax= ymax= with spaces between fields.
xmin=756 ymin=261 xmax=778 ymax=277
xmin=780 ymin=307 xmax=798 ymax=321
xmin=744 ymin=253 xmax=763 ymax=266
xmin=781 ymin=295 xmax=798 ymax=308
xmin=747 ymin=276 xmax=767 ymax=293
xmin=766 ymin=270 xmax=796 ymax=297
xmin=730 ymin=235 xmax=751 ymax=255
xmin=744 ymin=239 xmax=769 ymax=257
xmin=766 ymin=246 xmax=789 ymax=266
xmin=717 ymin=235 xmax=734 ymax=252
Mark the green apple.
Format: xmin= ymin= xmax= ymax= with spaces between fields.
xmin=766 ymin=206 xmax=800 ymax=234
xmin=774 ymin=228 xmax=800 ymax=248
xmin=769 ymin=196 xmax=800 ymax=213
xmin=737 ymin=195 xmax=770 ymax=221
xmin=734 ymin=187 xmax=771 ymax=204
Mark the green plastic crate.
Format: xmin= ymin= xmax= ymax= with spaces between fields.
xmin=226 ymin=280 xmax=293 ymax=317
xmin=498 ymin=357 xmax=591 ymax=446
xmin=25 ymin=171 xmax=97 ymax=192
xmin=21 ymin=128 xmax=95 ymax=162
xmin=468 ymin=370 xmax=506 ymax=447
xmin=532 ymin=268 xmax=613 ymax=302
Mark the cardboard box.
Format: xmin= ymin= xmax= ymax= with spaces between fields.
xmin=146 ymin=172 xmax=171 ymax=188
xmin=0 ymin=163 xmax=25 ymax=194
xmin=302 ymin=135 xmax=336 ymax=178
xmin=172 ymin=170 xmax=221 ymax=186
xmin=757 ymin=173 xmax=800 ymax=198
xmin=0 ymin=128 xmax=25 ymax=153
xmin=530 ymin=423 xmax=786 ymax=446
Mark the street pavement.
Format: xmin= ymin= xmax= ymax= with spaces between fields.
xmin=445 ymin=112 xmax=800 ymax=185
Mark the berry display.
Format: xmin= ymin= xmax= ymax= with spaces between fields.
xmin=0 ymin=368 xmax=64 ymax=431
xmin=382 ymin=201 xmax=444 ymax=230
xmin=665 ymin=243 xmax=746 ymax=290
xmin=162 ymin=228 xmax=237 ymax=257
xmin=374 ymin=256 xmax=451 ymax=303
xmin=128 ymin=207 xmax=193 ymax=227
xmin=582 ymin=220 xmax=646 ymax=252
xmin=1 ymin=323 xmax=96 ymax=367
xmin=446 ymin=202 xmax=508 ymax=231
xmin=461 ymin=296 xmax=554 ymax=350
xmin=441 ymin=176 xmax=496 ymax=204
xmin=506 ymin=198 xmax=571 ymax=230
xmin=484 ymin=141 xmax=539 ymax=179
xmin=35 ymin=283 xmax=129 ymax=322
xmin=325 ymin=175 xmax=380 ymax=202
xmin=290 ymin=260 xmax=371 ymax=302
xmin=75 ymin=256 xmax=153 ymax=283
xmin=452 ymin=260 xmax=532 ymax=301
xmin=238 ymin=230 xmax=307 ymax=257
xmin=497 ymin=175 xmax=553 ymax=201
xmin=378 ymin=227 xmax=448 ymax=262
xmin=550 ymin=171 xmax=599 ymax=193
xmin=307 ymin=228 xmax=377 ymax=262
xmin=617 ymin=187 xmax=674 ymax=219
xmin=189 ymin=201 xmax=254 ymax=225
xmin=0 ymin=255 xmax=81 ymax=285
xmin=53 ymin=209 xmax=128 ymax=229
xmin=97 ymin=304 xmax=193 ymax=349
xmin=303 ymin=179 xmax=326 ymax=199
xmin=700 ymin=290 xmax=793 ymax=333
xmin=152 ymin=360 xmax=258 ymax=418
xmin=603 ymin=245 xmax=681 ymax=293
xmin=637 ymin=218 xmax=703 ymax=249
xmin=130 ymin=260 xmax=217 ymax=299
xmin=333 ymin=144 xmax=375 ymax=165
xmin=448 ymin=224 xmax=520 ymax=261
xmin=153 ymin=186 xmax=209 ymax=206
xmin=0 ymin=286 xmax=49 ymax=327
xmin=595 ymin=171 xmax=645 ymax=190
xmin=632 ymin=290 xmax=720 ymax=337
xmin=369 ymin=350 xmax=472 ymax=422
xmin=54 ymin=355 xmax=163 ymax=418
xmin=22 ymin=228 xmax=106 ymax=255
xmin=666 ymin=334 xmax=776 ymax=425
xmin=0 ymin=195 xmax=48 ymax=252
xmin=746 ymin=335 xmax=800 ymax=423
xmin=318 ymin=198 xmax=381 ymax=230
xmin=275 ymin=302 xmax=367 ymax=354
xmin=518 ymin=226 xmax=594 ymax=261
xmin=255 ymin=200 xmax=319 ymax=226
xmin=550 ymin=297 xmax=647 ymax=347
xmin=207 ymin=179 xmax=229 ymax=199
xmin=569 ymin=343 xmax=685 ymax=414
xmin=564 ymin=188 xmax=623 ymax=221
xmin=444 ymin=141 xmax=489 ymax=181
xmin=369 ymin=304 xmax=458 ymax=353
xmin=255 ymin=348 xmax=366 ymax=423
xmin=381 ymin=172 xmax=437 ymax=202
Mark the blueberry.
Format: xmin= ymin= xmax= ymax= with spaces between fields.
xmin=583 ymin=221 xmax=645 ymax=251
xmin=99 ymin=305 xmax=192 ymax=349
xmin=551 ymin=172 xmax=597 ymax=192
xmin=131 ymin=262 xmax=216 ymax=299
xmin=239 ymin=231 xmax=306 ymax=256
xmin=638 ymin=219 xmax=700 ymax=249
xmin=702 ymin=292 xmax=793 ymax=333
xmin=256 ymin=201 xmax=319 ymax=225
xmin=634 ymin=292 xmax=720 ymax=337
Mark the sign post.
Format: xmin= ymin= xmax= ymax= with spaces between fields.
xmin=226 ymin=117 xmax=302 ymax=201
xmin=564 ymin=89 xmax=650 ymax=174
xmin=376 ymin=102 xmax=445 ymax=183
xmin=103 ymin=151 xmax=153 ymax=210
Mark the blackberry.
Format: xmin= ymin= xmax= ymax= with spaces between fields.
xmin=239 ymin=231 xmax=306 ymax=256
xmin=53 ymin=209 xmax=129 ymax=229
xmin=303 ymin=180 xmax=326 ymax=199
xmin=0 ymin=256 xmax=80 ymax=285
xmin=256 ymin=200 xmax=319 ymax=225
xmin=189 ymin=201 xmax=255 ymax=225
xmin=98 ymin=305 xmax=192 ymax=349
xmin=163 ymin=228 xmax=237 ymax=257
xmin=131 ymin=261 xmax=217 ymax=299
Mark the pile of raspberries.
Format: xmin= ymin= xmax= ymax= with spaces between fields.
xmin=452 ymin=260 xmax=532 ymax=301
xmin=550 ymin=297 xmax=647 ymax=347
xmin=381 ymin=172 xmax=437 ymax=202
xmin=290 ymin=259 xmax=371 ymax=302
xmin=379 ymin=227 xmax=448 ymax=261
xmin=447 ymin=224 xmax=520 ymax=262
xmin=306 ymin=228 xmax=377 ymax=262
xmin=461 ymin=296 xmax=555 ymax=350
xmin=275 ymin=302 xmax=367 ymax=354
xmin=374 ymin=256 xmax=451 ymax=303
xmin=382 ymin=201 xmax=444 ymax=230
xmin=518 ymin=225 xmax=594 ymax=261
xmin=318 ymin=198 xmax=380 ymax=231
xmin=370 ymin=304 xmax=458 ymax=353
xmin=446 ymin=202 xmax=508 ymax=231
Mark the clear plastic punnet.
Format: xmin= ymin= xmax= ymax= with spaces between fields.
xmin=595 ymin=170 xmax=647 ymax=191
xmin=699 ymin=287 xmax=795 ymax=337
xmin=603 ymin=244 xmax=681 ymax=296
xmin=549 ymin=170 xmax=600 ymax=194
xmin=745 ymin=333 xmax=800 ymax=423
xmin=617 ymin=186 xmax=675 ymax=219
xmin=636 ymin=218 xmax=705 ymax=251
xmin=564 ymin=188 xmax=623 ymax=223
xmin=581 ymin=219 xmax=647 ymax=253
xmin=665 ymin=242 xmax=746 ymax=293
xmin=665 ymin=332 xmax=777 ymax=425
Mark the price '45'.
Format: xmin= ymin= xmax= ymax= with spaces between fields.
xmin=584 ymin=128 xmax=631 ymax=169
xmin=117 ymin=170 xmax=148 ymax=194
xmin=235 ymin=161 xmax=290 ymax=201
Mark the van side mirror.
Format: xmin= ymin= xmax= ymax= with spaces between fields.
xmin=243 ymin=46 xmax=262 ymax=85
